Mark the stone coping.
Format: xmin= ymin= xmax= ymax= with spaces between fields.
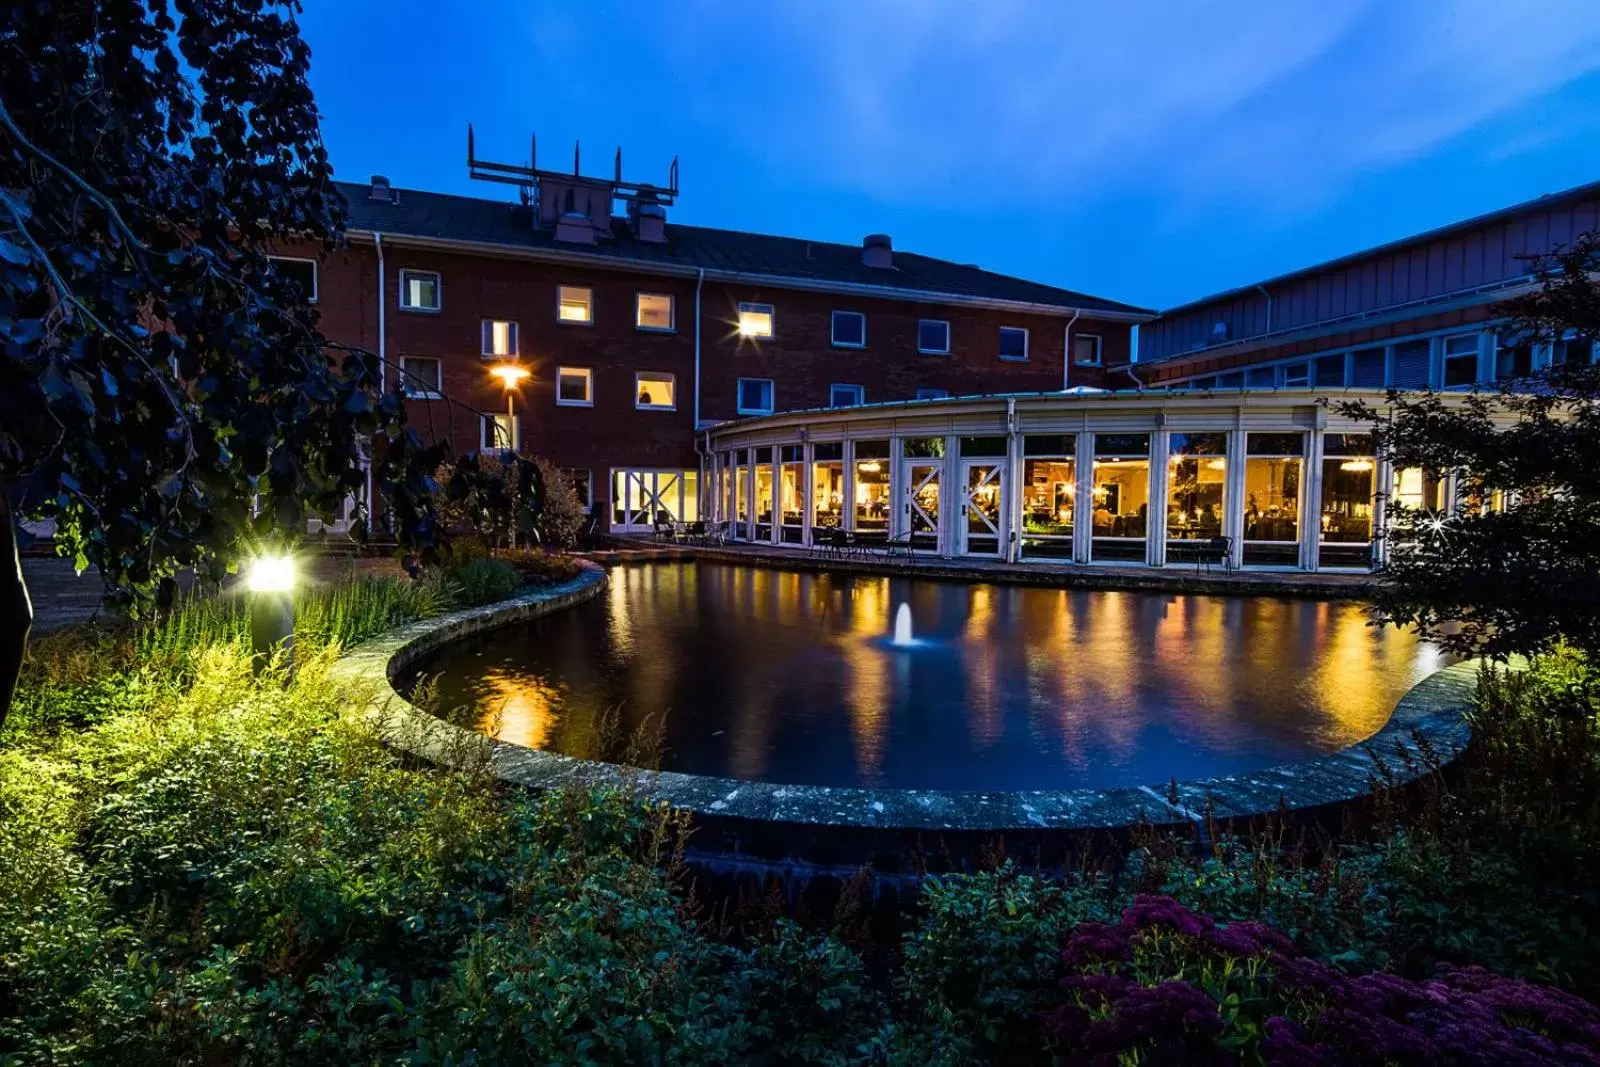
xmin=332 ymin=560 xmax=1476 ymax=833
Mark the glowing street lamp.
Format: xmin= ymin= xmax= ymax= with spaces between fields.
xmin=488 ymin=362 xmax=532 ymax=547
xmin=246 ymin=553 xmax=296 ymax=675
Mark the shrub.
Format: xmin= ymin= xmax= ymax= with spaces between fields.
xmin=441 ymin=556 xmax=522 ymax=607
xmin=498 ymin=547 xmax=584 ymax=585
xmin=531 ymin=457 xmax=586 ymax=550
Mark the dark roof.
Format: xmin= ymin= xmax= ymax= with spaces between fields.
xmin=336 ymin=180 xmax=1152 ymax=317
xmin=1155 ymin=176 xmax=1600 ymax=319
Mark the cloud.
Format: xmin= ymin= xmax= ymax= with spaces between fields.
xmin=656 ymin=0 xmax=1600 ymax=213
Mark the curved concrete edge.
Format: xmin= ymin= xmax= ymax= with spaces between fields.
xmin=331 ymin=560 xmax=1477 ymax=833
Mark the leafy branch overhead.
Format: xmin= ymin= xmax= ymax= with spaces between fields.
xmin=1339 ymin=232 xmax=1600 ymax=660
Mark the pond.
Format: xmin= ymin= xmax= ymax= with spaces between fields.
xmin=405 ymin=562 xmax=1441 ymax=792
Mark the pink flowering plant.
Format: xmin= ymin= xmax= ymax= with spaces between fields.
xmin=1043 ymin=895 xmax=1600 ymax=1065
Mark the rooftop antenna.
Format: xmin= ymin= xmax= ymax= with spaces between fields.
xmin=573 ymin=139 xmax=580 ymax=176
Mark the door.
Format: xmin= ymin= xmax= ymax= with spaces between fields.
xmin=960 ymin=460 xmax=1006 ymax=556
xmin=902 ymin=461 xmax=941 ymax=551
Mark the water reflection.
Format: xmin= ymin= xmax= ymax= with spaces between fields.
xmin=410 ymin=563 xmax=1441 ymax=792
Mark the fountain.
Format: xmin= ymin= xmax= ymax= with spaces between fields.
xmin=891 ymin=602 xmax=915 ymax=648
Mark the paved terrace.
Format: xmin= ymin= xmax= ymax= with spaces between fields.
xmin=594 ymin=537 xmax=1380 ymax=599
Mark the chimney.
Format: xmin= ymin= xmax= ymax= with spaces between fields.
xmin=628 ymin=198 xmax=668 ymax=243
xmin=551 ymin=185 xmax=597 ymax=244
xmin=368 ymin=174 xmax=392 ymax=202
xmin=862 ymin=233 xmax=893 ymax=268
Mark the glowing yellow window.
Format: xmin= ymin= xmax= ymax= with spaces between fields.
xmin=738 ymin=302 xmax=774 ymax=339
xmin=557 ymin=285 xmax=593 ymax=324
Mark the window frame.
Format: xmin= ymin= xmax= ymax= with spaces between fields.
xmin=635 ymin=292 xmax=676 ymax=333
xmin=480 ymin=411 xmax=517 ymax=452
xmin=635 ymin=371 xmax=677 ymax=411
xmin=829 ymin=383 xmax=865 ymax=408
xmin=397 ymin=269 xmax=441 ymax=313
xmin=557 ymin=285 xmax=594 ymax=326
xmin=917 ymin=318 xmax=951 ymax=355
xmin=735 ymin=377 xmax=775 ymax=416
xmin=998 ymin=325 xmax=1030 ymax=362
xmin=267 ymin=255 xmax=318 ymax=304
xmin=737 ymin=302 xmax=775 ymax=340
xmin=1072 ymin=332 xmax=1103 ymax=366
xmin=1442 ymin=333 xmax=1480 ymax=388
xmin=830 ymin=310 xmax=867 ymax=349
xmin=555 ymin=366 xmax=594 ymax=408
xmin=397 ymin=355 xmax=443 ymax=399
xmin=480 ymin=319 xmax=519 ymax=359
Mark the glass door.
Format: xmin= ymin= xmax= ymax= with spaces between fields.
xmin=902 ymin=461 xmax=941 ymax=551
xmin=960 ymin=460 xmax=1005 ymax=556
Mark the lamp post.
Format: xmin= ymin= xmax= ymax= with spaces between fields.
xmin=488 ymin=362 xmax=531 ymax=547
xmin=246 ymin=553 xmax=295 ymax=677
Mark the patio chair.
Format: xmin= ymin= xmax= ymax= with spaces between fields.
xmin=880 ymin=532 xmax=916 ymax=558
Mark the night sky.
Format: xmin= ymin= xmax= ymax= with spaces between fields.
xmin=298 ymin=0 xmax=1600 ymax=313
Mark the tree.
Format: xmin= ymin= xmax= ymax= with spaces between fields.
xmin=1340 ymin=232 xmax=1600 ymax=660
xmin=0 ymin=0 xmax=535 ymax=728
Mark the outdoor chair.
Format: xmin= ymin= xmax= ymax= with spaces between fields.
xmin=880 ymin=532 xmax=916 ymax=558
xmin=1170 ymin=535 xmax=1232 ymax=573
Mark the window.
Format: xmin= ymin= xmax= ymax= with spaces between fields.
xmin=812 ymin=442 xmax=845 ymax=531
xmin=1166 ymin=432 xmax=1228 ymax=552
xmin=1282 ymin=362 xmax=1310 ymax=387
xmin=398 ymin=269 xmax=440 ymax=312
xmin=480 ymin=319 xmax=518 ymax=358
xmin=829 ymin=383 xmax=864 ymax=407
xmin=398 ymin=356 xmax=442 ymax=398
xmin=831 ymin=310 xmax=866 ymax=348
xmin=1242 ymin=433 xmax=1303 ymax=567
xmin=267 ymin=256 xmax=317 ymax=303
xmin=1319 ymin=433 xmax=1376 ymax=569
xmin=736 ymin=377 xmax=775 ymax=415
xmin=636 ymin=372 xmax=676 ymax=410
xmin=1073 ymin=333 xmax=1102 ymax=366
xmin=636 ymin=292 xmax=674 ymax=331
xmin=918 ymin=319 xmax=951 ymax=355
xmin=998 ymin=326 xmax=1029 ymax=361
xmin=561 ymin=469 xmax=593 ymax=509
xmin=915 ymin=388 xmax=949 ymax=400
xmin=738 ymin=302 xmax=774 ymax=339
xmin=1023 ymin=433 xmax=1076 ymax=560
xmin=556 ymin=366 xmax=593 ymax=407
xmin=1314 ymin=354 xmax=1347 ymax=388
xmin=481 ymin=412 xmax=516 ymax=452
xmin=557 ymin=285 xmax=593 ymax=324
xmin=1554 ymin=333 xmax=1597 ymax=367
xmin=1442 ymin=333 xmax=1480 ymax=387
xmin=1091 ymin=433 xmax=1151 ymax=562
xmin=1496 ymin=339 xmax=1534 ymax=381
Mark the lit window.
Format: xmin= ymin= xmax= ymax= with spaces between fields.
xmin=831 ymin=310 xmax=866 ymax=348
xmin=636 ymin=292 xmax=674 ymax=331
xmin=737 ymin=377 xmax=775 ymax=415
xmin=636 ymin=372 xmax=676 ymax=410
xmin=918 ymin=319 xmax=951 ymax=355
xmin=1073 ymin=333 xmax=1102 ymax=366
xmin=481 ymin=412 xmax=516 ymax=452
xmin=915 ymin=388 xmax=949 ymax=400
xmin=556 ymin=366 xmax=593 ymax=407
xmin=481 ymin=319 xmax=518 ymax=358
xmin=829 ymin=383 xmax=864 ymax=407
xmin=738 ymin=302 xmax=774 ymax=339
xmin=1282 ymin=363 xmax=1310 ymax=387
xmin=557 ymin=285 xmax=593 ymax=324
xmin=398 ymin=270 xmax=440 ymax=312
xmin=1442 ymin=333 xmax=1479 ymax=387
xmin=398 ymin=356 xmax=442 ymax=398
xmin=998 ymin=326 xmax=1029 ymax=361
xmin=267 ymin=256 xmax=317 ymax=303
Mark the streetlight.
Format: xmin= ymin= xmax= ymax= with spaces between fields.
xmin=488 ymin=362 xmax=531 ymax=547
xmin=246 ymin=553 xmax=296 ymax=676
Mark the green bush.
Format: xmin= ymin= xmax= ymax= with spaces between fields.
xmin=499 ymin=547 xmax=583 ymax=585
xmin=439 ymin=556 xmax=523 ymax=607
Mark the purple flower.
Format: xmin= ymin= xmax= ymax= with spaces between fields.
xmin=1120 ymin=895 xmax=1214 ymax=938
xmin=1261 ymin=1016 xmax=1332 ymax=1067
xmin=1081 ymin=980 xmax=1225 ymax=1058
xmin=1063 ymin=922 xmax=1133 ymax=968
xmin=1208 ymin=920 xmax=1296 ymax=959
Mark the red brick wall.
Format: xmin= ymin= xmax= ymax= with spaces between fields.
xmin=285 ymin=238 xmax=1132 ymax=507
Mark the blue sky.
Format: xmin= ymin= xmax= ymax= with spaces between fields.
xmin=299 ymin=0 xmax=1600 ymax=310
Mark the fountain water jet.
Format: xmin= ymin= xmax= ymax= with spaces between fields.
xmin=891 ymin=603 xmax=915 ymax=647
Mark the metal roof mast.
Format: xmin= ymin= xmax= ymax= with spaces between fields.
xmin=465 ymin=123 xmax=679 ymax=212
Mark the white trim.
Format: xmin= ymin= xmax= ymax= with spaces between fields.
xmin=830 ymin=309 xmax=867 ymax=349
xmin=555 ymin=365 xmax=594 ymax=407
xmin=736 ymin=377 xmax=775 ymax=416
xmin=398 ymin=269 xmax=441 ymax=313
xmin=267 ymin=255 xmax=318 ymax=303
xmin=1072 ymin=332 xmax=1103 ymax=367
xmin=917 ymin=318 xmax=952 ymax=355
xmin=636 ymin=291 xmax=676 ymax=332
xmin=346 ymin=230 xmax=1153 ymax=322
xmin=557 ymin=284 xmax=594 ymax=325
xmin=829 ymin=383 xmax=865 ymax=408
xmin=480 ymin=318 xmax=519 ymax=358
xmin=635 ymin=371 xmax=677 ymax=411
xmin=737 ymin=301 xmax=775 ymax=339
xmin=998 ymin=325 xmax=1030 ymax=362
xmin=397 ymin=355 xmax=442 ymax=399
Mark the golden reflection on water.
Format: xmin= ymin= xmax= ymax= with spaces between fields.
xmin=481 ymin=669 xmax=559 ymax=751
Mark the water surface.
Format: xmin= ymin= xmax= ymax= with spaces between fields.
xmin=407 ymin=563 xmax=1440 ymax=792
